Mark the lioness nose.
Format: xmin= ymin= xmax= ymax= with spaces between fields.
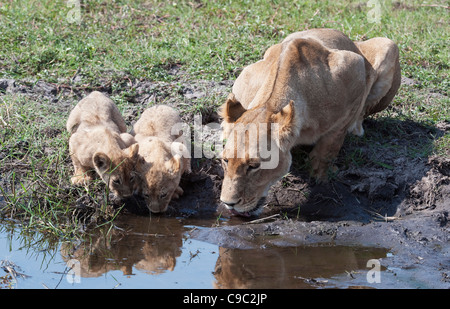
xmin=221 ymin=199 xmax=241 ymax=208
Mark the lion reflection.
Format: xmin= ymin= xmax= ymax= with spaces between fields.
xmin=61 ymin=216 xmax=184 ymax=277
xmin=213 ymin=245 xmax=387 ymax=288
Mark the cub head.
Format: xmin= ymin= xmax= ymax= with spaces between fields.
xmin=219 ymin=94 xmax=298 ymax=217
xmin=135 ymin=137 xmax=190 ymax=214
xmin=93 ymin=143 xmax=140 ymax=198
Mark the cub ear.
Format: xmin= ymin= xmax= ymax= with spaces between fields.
xmin=219 ymin=93 xmax=246 ymax=123
xmin=170 ymin=142 xmax=191 ymax=174
xmin=170 ymin=141 xmax=189 ymax=159
xmin=93 ymin=152 xmax=112 ymax=174
xmin=120 ymin=133 xmax=137 ymax=147
xmin=165 ymin=155 xmax=181 ymax=175
xmin=128 ymin=143 xmax=139 ymax=158
xmin=270 ymin=100 xmax=297 ymax=151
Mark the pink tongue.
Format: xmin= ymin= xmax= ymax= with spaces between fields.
xmin=230 ymin=209 xmax=251 ymax=217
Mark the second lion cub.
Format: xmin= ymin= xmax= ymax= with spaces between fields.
xmin=132 ymin=105 xmax=190 ymax=213
xmin=67 ymin=91 xmax=140 ymax=198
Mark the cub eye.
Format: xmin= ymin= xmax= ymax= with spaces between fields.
xmin=113 ymin=179 xmax=121 ymax=186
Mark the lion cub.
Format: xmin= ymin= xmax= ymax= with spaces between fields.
xmin=132 ymin=105 xmax=190 ymax=213
xmin=67 ymin=91 xmax=139 ymax=198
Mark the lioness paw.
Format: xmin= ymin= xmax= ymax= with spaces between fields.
xmin=172 ymin=186 xmax=184 ymax=199
xmin=348 ymin=120 xmax=365 ymax=137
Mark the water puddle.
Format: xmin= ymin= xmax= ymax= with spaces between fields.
xmin=0 ymin=214 xmax=390 ymax=289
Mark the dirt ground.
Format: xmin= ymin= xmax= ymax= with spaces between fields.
xmin=1 ymin=75 xmax=449 ymax=288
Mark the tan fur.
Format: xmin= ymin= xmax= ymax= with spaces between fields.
xmin=356 ymin=38 xmax=401 ymax=117
xmin=219 ymin=29 xmax=400 ymax=217
xmin=133 ymin=105 xmax=191 ymax=214
xmin=67 ymin=91 xmax=139 ymax=198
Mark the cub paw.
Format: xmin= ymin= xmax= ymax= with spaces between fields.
xmin=71 ymin=174 xmax=92 ymax=185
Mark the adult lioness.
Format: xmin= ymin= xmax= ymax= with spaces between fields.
xmin=67 ymin=91 xmax=140 ymax=198
xmin=220 ymin=29 xmax=400 ymax=217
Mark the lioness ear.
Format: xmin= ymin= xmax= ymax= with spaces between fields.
xmin=93 ymin=152 xmax=112 ymax=174
xmin=219 ymin=93 xmax=246 ymax=123
xmin=270 ymin=100 xmax=297 ymax=151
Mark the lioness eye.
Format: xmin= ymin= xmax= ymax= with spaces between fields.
xmin=160 ymin=192 xmax=168 ymax=199
xmin=248 ymin=162 xmax=261 ymax=171
xmin=222 ymin=158 xmax=229 ymax=168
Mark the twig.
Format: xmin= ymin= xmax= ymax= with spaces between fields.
xmin=365 ymin=209 xmax=400 ymax=222
xmin=0 ymin=260 xmax=31 ymax=283
xmin=243 ymin=214 xmax=280 ymax=225
xmin=331 ymin=183 xmax=344 ymax=206
xmin=419 ymin=4 xmax=449 ymax=9
xmin=269 ymin=7 xmax=279 ymax=24
xmin=312 ymin=193 xmax=342 ymax=206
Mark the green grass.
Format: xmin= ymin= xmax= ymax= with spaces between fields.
xmin=0 ymin=0 xmax=449 ymax=238
xmin=0 ymin=1 xmax=448 ymax=87
xmin=0 ymin=94 xmax=122 ymax=238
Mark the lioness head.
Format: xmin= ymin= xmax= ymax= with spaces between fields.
xmin=93 ymin=143 xmax=140 ymax=198
xmin=134 ymin=137 xmax=190 ymax=214
xmin=219 ymin=94 xmax=299 ymax=217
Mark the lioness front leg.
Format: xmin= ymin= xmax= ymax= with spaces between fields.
xmin=172 ymin=186 xmax=184 ymax=199
xmin=309 ymin=128 xmax=347 ymax=182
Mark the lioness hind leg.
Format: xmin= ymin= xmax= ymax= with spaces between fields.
xmin=347 ymin=118 xmax=365 ymax=137
xmin=309 ymin=128 xmax=347 ymax=182
xmin=357 ymin=38 xmax=401 ymax=117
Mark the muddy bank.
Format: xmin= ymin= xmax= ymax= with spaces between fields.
xmin=187 ymin=151 xmax=449 ymax=288
xmin=1 ymin=76 xmax=449 ymax=288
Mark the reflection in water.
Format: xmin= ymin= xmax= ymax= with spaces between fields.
xmin=61 ymin=215 xmax=186 ymax=277
xmin=58 ymin=214 xmax=387 ymax=288
xmin=213 ymin=246 xmax=387 ymax=288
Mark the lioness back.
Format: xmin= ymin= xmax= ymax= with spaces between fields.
xmin=283 ymin=28 xmax=360 ymax=53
